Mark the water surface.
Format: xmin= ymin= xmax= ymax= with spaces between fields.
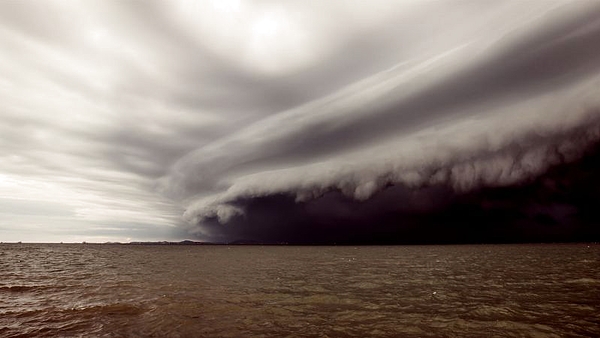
xmin=1 ymin=243 xmax=598 ymax=337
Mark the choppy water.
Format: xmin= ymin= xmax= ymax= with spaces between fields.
xmin=0 ymin=244 xmax=598 ymax=337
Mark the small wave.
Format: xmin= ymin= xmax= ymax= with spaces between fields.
xmin=565 ymin=278 xmax=600 ymax=285
xmin=66 ymin=303 xmax=147 ymax=317
xmin=2 ymin=303 xmax=147 ymax=321
xmin=0 ymin=285 xmax=54 ymax=292
xmin=470 ymin=305 xmax=518 ymax=320
xmin=1 ymin=303 xmax=148 ymax=338
xmin=1 ymin=308 xmax=48 ymax=318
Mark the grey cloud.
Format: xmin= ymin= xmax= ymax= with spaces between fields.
xmin=1 ymin=1 xmax=599 ymax=242
xmin=0 ymin=198 xmax=75 ymax=217
xmin=159 ymin=2 xmax=600 ymax=241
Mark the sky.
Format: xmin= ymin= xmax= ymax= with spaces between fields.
xmin=1 ymin=1 xmax=600 ymax=243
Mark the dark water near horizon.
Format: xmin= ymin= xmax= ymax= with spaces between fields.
xmin=1 ymin=244 xmax=598 ymax=337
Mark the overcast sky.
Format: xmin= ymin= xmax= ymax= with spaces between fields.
xmin=1 ymin=1 xmax=600 ymax=243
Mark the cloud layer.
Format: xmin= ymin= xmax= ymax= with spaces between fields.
xmin=158 ymin=1 xmax=600 ymax=241
xmin=1 ymin=1 xmax=599 ymax=242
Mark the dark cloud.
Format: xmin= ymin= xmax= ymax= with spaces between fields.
xmin=165 ymin=2 xmax=600 ymax=246
xmin=193 ymin=141 xmax=600 ymax=244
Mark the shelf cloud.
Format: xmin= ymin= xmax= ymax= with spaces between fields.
xmin=158 ymin=1 xmax=600 ymax=242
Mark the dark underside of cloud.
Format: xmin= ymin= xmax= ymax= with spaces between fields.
xmin=195 ymin=141 xmax=600 ymax=245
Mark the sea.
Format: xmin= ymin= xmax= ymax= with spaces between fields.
xmin=0 ymin=243 xmax=598 ymax=337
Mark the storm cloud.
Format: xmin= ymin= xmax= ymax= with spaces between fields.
xmin=159 ymin=1 xmax=600 ymax=242
xmin=1 ymin=1 xmax=599 ymax=242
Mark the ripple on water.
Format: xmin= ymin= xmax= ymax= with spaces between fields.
xmin=0 ymin=243 xmax=599 ymax=337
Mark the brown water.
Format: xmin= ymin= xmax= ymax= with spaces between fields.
xmin=0 ymin=244 xmax=598 ymax=337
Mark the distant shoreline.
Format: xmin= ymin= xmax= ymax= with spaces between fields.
xmin=1 ymin=241 xmax=597 ymax=246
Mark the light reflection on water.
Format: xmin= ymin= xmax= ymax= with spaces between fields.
xmin=0 ymin=244 xmax=598 ymax=337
